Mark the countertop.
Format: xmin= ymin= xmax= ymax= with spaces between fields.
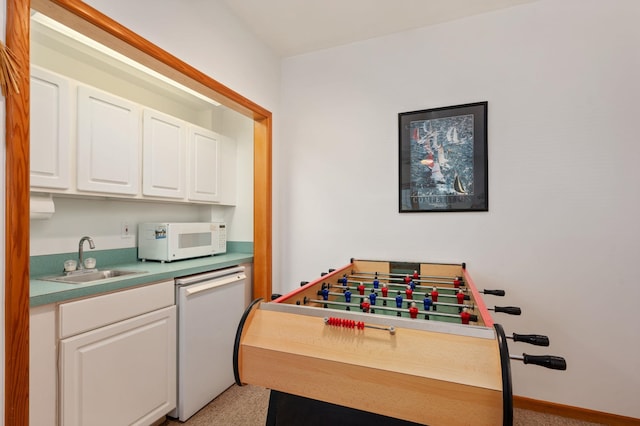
xmin=30 ymin=252 xmax=253 ymax=307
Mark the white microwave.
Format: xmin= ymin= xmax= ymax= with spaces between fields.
xmin=138 ymin=222 xmax=227 ymax=262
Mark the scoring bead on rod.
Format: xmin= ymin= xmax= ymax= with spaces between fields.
xmin=323 ymin=316 xmax=396 ymax=335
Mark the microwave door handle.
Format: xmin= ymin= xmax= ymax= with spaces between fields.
xmin=184 ymin=274 xmax=245 ymax=296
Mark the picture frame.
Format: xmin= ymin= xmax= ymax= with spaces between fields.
xmin=398 ymin=101 xmax=488 ymax=212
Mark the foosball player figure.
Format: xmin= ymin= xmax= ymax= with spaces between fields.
xmin=404 ymin=274 xmax=412 ymax=284
xmin=381 ymin=283 xmax=388 ymax=305
xmin=361 ymin=299 xmax=371 ymax=313
xmin=320 ymin=284 xmax=329 ymax=308
xmin=357 ymin=282 xmax=366 ymax=296
xmin=339 ymin=274 xmax=348 ymax=286
xmin=409 ymin=302 xmax=419 ymax=319
xmin=408 ymin=280 xmax=416 ymax=290
xmin=321 ymin=286 xmax=329 ymax=301
xmin=423 ymin=296 xmax=432 ymax=311
xmin=460 ymin=308 xmax=471 ymax=325
xmin=395 ymin=291 xmax=403 ymax=316
xmin=369 ymin=289 xmax=377 ymax=313
xmin=430 ymin=287 xmax=439 ymax=311
xmin=344 ymin=287 xmax=352 ymax=310
xmin=453 ymin=276 xmax=462 ymax=288
xmin=456 ymin=290 xmax=465 ymax=312
xmin=372 ymin=277 xmax=380 ymax=289
xmin=423 ymin=296 xmax=432 ymax=320
xmin=413 ymin=270 xmax=419 ymax=279
xmin=406 ymin=285 xmax=413 ymax=301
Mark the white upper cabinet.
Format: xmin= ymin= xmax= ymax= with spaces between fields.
xmin=217 ymin=133 xmax=238 ymax=206
xmin=30 ymin=66 xmax=71 ymax=189
xmin=142 ymin=109 xmax=187 ymax=199
xmin=188 ymin=126 xmax=220 ymax=203
xmin=77 ymin=85 xmax=141 ymax=195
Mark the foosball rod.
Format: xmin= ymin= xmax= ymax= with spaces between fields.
xmin=323 ymin=290 xmax=475 ymax=310
xmin=328 ymin=285 xmax=468 ymax=302
xmin=352 ymin=270 xmax=461 ymax=281
xmin=325 ymin=288 xmax=519 ymax=315
xmin=348 ymin=274 xmax=460 ymax=287
xmin=336 ymin=281 xmax=506 ymax=297
xmin=507 ymin=333 xmax=550 ymax=346
xmin=308 ymin=299 xmax=477 ymax=322
xmin=510 ymin=354 xmax=567 ymax=370
xmin=339 ymin=279 xmax=468 ymax=293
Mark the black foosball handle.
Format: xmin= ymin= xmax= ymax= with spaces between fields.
xmin=512 ymin=333 xmax=550 ymax=346
xmin=522 ymin=354 xmax=567 ymax=370
xmin=493 ymin=306 xmax=522 ymax=315
xmin=483 ymin=289 xmax=506 ymax=296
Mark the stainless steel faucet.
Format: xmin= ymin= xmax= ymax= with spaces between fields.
xmin=78 ymin=236 xmax=95 ymax=270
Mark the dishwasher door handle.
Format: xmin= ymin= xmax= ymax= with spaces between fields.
xmin=184 ymin=274 xmax=246 ymax=296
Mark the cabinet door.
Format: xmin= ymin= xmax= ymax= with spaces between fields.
xmin=142 ymin=109 xmax=187 ymax=198
xmin=77 ymin=85 xmax=140 ymax=195
xmin=30 ymin=66 xmax=71 ymax=189
xmin=217 ymin=134 xmax=237 ymax=205
xmin=188 ymin=126 xmax=220 ymax=202
xmin=59 ymin=306 xmax=176 ymax=426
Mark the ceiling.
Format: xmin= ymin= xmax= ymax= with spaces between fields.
xmin=221 ymin=0 xmax=538 ymax=57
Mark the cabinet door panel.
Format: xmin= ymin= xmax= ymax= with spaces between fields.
xmin=77 ymin=86 xmax=140 ymax=195
xmin=188 ymin=126 xmax=219 ymax=202
xmin=143 ymin=109 xmax=186 ymax=198
xmin=30 ymin=66 xmax=71 ymax=189
xmin=60 ymin=306 xmax=176 ymax=426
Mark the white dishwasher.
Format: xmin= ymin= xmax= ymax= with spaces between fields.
xmin=171 ymin=266 xmax=247 ymax=421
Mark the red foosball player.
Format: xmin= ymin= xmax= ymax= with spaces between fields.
xmin=406 ymin=285 xmax=413 ymax=300
xmin=404 ymin=274 xmax=411 ymax=284
xmin=456 ymin=289 xmax=465 ymax=305
xmin=381 ymin=283 xmax=388 ymax=297
xmin=460 ymin=308 xmax=471 ymax=325
xmin=409 ymin=302 xmax=419 ymax=319
xmin=412 ymin=270 xmax=419 ymax=279
xmin=357 ymin=282 xmax=366 ymax=295
xmin=430 ymin=287 xmax=439 ymax=311
xmin=361 ymin=299 xmax=371 ymax=313
xmin=453 ymin=277 xmax=462 ymax=288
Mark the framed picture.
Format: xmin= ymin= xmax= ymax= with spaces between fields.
xmin=398 ymin=101 xmax=488 ymax=212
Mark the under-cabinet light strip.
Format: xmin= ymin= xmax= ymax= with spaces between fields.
xmin=31 ymin=12 xmax=221 ymax=106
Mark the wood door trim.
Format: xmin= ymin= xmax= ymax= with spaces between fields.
xmin=5 ymin=0 xmax=273 ymax=423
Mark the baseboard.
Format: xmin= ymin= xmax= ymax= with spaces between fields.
xmin=514 ymin=395 xmax=639 ymax=426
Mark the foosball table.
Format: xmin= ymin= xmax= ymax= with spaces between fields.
xmin=234 ymin=259 xmax=566 ymax=426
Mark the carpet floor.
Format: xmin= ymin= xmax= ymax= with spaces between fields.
xmin=164 ymin=384 xmax=604 ymax=426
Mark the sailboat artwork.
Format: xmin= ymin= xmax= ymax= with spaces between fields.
xmin=399 ymin=101 xmax=488 ymax=212
xmin=406 ymin=113 xmax=475 ymax=206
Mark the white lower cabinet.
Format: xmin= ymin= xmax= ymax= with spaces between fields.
xmin=33 ymin=280 xmax=178 ymax=426
xmin=60 ymin=305 xmax=176 ymax=426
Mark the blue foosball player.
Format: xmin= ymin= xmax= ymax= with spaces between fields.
xmin=372 ymin=277 xmax=380 ymax=289
xmin=395 ymin=291 xmax=403 ymax=316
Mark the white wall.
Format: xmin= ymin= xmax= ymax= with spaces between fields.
xmin=28 ymin=0 xmax=279 ymax=256
xmin=278 ymin=0 xmax=640 ymax=418
xmin=82 ymin=0 xmax=281 ymax=270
